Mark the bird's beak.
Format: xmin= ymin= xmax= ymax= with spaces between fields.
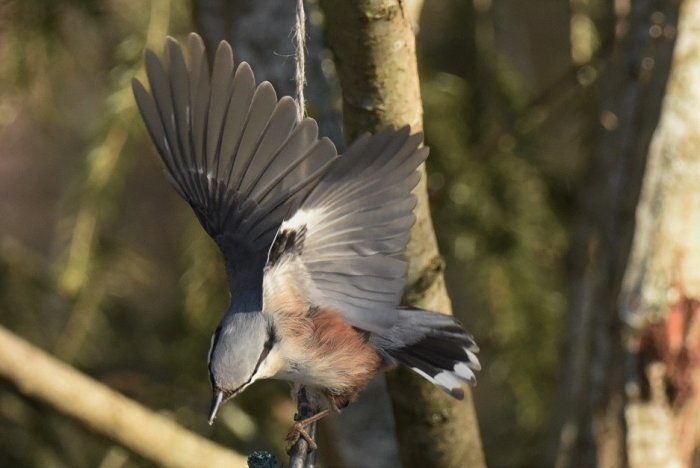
xmin=208 ymin=389 xmax=224 ymax=425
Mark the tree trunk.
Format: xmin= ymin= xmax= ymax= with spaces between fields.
xmin=550 ymin=0 xmax=684 ymax=466
xmin=620 ymin=0 xmax=700 ymax=465
xmin=317 ymin=1 xmax=485 ymax=467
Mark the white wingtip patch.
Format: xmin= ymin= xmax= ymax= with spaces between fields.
xmin=464 ymin=348 xmax=481 ymax=371
xmin=434 ymin=370 xmax=462 ymax=390
xmin=411 ymin=367 xmax=467 ymax=398
xmin=453 ymin=362 xmax=477 ymax=385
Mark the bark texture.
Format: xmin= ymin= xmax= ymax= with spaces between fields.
xmin=0 ymin=326 xmax=246 ymax=468
xmin=317 ymin=1 xmax=485 ymax=467
xmin=621 ymin=0 xmax=700 ymax=465
xmin=550 ymin=1 xmax=683 ymax=467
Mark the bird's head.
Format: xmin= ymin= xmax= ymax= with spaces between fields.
xmin=207 ymin=310 xmax=278 ymax=424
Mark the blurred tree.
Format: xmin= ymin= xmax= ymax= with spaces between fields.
xmin=419 ymin=0 xmax=579 ymax=465
xmin=550 ymin=0 xmax=690 ymax=466
xmin=618 ymin=2 xmax=700 ymax=464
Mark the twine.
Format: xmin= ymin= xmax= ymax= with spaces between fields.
xmin=294 ymin=0 xmax=306 ymax=121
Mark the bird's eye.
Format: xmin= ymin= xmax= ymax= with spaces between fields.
xmin=257 ymin=327 xmax=276 ymax=364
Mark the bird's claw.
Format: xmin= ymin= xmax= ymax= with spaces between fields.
xmin=285 ymin=421 xmax=318 ymax=454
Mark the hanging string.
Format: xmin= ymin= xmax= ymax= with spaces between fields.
xmin=291 ymin=11 xmax=319 ymax=468
xmin=294 ymin=0 xmax=307 ymax=121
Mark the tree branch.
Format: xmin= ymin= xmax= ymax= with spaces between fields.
xmin=0 ymin=325 xmax=246 ymax=468
xmin=288 ymin=386 xmax=320 ymax=468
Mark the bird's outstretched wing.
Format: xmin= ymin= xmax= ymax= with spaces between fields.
xmin=263 ymin=127 xmax=428 ymax=333
xmin=132 ymin=34 xmax=337 ymax=295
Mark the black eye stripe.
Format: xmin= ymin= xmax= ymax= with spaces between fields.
xmin=251 ymin=326 xmax=276 ymax=376
xmin=257 ymin=330 xmax=275 ymax=365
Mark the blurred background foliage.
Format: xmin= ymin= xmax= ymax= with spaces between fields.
xmin=0 ymin=0 xmax=608 ymax=466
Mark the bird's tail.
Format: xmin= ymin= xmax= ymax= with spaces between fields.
xmin=379 ymin=308 xmax=480 ymax=400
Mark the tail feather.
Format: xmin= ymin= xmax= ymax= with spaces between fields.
xmin=376 ymin=308 xmax=480 ymax=400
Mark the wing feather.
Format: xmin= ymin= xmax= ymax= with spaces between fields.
xmin=133 ymin=34 xmax=338 ymax=296
xmin=248 ymin=119 xmax=319 ymax=201
xmin=263 ymin=127 xmax=428 ymax=333
xmin=206 ymin=42 xmax=235 ymax=180
xmin=226 ymin=82 xmax=278 ymax=189
xmin=240 ymin=97 xmax=297 ymax=196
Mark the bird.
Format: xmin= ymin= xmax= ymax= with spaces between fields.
xmin=132 ymin=33 xmax=480 ymax=446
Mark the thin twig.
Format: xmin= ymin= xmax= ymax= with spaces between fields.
xmin=288 ymin=386 xmax=321 ymax=468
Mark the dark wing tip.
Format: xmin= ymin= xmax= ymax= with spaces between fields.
xmin=396 ymin=124 xmax=411 ymax=138
xmin=131 ymin=78 xmax=157 ymax=124
xmin=144 ymin=48 xmax=161 ymax=69
xmin=131 ymin=77 xmax=146 ymax=96
xmin=165 ymin=40 xmax=188 ymax=78
xmin=144 ymin=49 xmax=167 ymax=88
xmin=450 ymin=387 xmax=465 ymax=400
xmin=165 ymin=36 xmax=185 ymax=63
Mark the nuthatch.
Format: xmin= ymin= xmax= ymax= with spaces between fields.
xmin=133 ymin=33 xmax=480 ymax=437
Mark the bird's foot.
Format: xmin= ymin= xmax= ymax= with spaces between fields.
xmin=285 ymin=422 xmax=317 ymax=453
xmin=285 ymin=408 xmax=330 ymax=454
